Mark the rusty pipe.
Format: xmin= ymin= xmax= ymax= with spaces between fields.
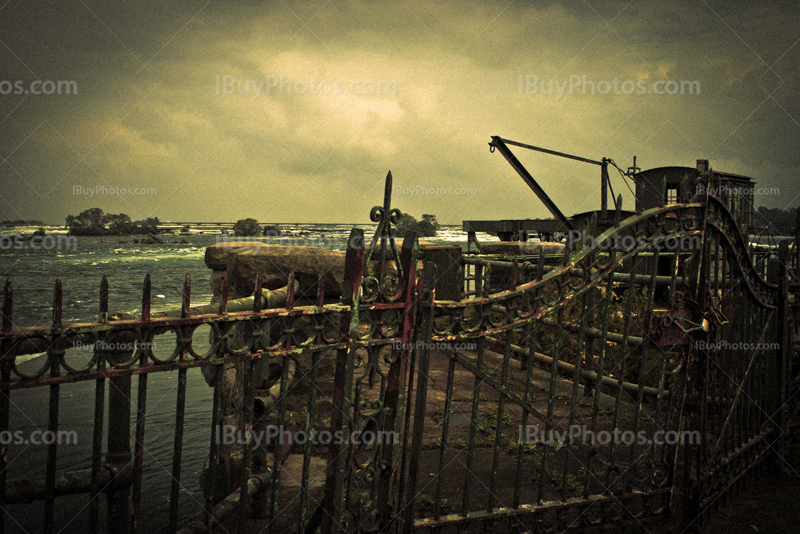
xmin=177 ymin=471 xmax=271 ymax=534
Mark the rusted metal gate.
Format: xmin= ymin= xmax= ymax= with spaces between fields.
xmin=397 ymin=163 xmax=797 ymax=533
xmin=1 ymin=167 xmax=797 ymax=533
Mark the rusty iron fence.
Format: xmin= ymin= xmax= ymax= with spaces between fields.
xmin=401 ymin=166 xmax=798 ymax=533
xmin=0 ymin=171 xmax=418 ymax=534
xmin=2 ymin=167 xmax=798 ymax=533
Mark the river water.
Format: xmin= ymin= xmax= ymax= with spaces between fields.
xmin=0 ymin=223 xmax=483 ymax=533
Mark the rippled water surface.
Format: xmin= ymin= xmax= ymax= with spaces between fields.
xmin=0 ymin=223 xmax=483 ymax=532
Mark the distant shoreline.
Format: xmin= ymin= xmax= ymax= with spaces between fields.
xmin=0 ymin=220 xmax=45 ymax=226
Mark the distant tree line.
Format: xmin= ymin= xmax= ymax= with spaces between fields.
xmin=395 ymin=213 xmax=439 ymax=237
xmin=1 ymin=220 xmax=45 ymax=226
xmin=65 ymin=208 xmax=160 ymax=236
xmin=62 ymin=212 xmax=442 ymax=239
xmin=753 ymin=206 xmax=800 ymax=236
xmin=233 ymin=218 xmax=261 ymax=237
xmin=229 ymin=214 xmax=440 ymax=240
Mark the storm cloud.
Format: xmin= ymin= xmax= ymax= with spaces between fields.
xmin=1 ymin=0 xmax=798 ymax=225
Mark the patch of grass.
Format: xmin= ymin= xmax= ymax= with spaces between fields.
xmin=416 ymin=493 xmax=435 ymax=511
xmin=504 ymin=439 xmax=538 ymax=456
xmin=548 ymin=469 xmax=583 ymax=498
xmin=451 ymin=438 xmax=468 ymax=449
xmin=432 ymin=405 xmax=451 ymax=422
xmin=439 ymin=498 xmax=454 ymax=514
xmin=580 ymin=401 xmax=615 ymax=417
xmin=415 ymin=493 xmax=456 ymax=515
xmin=477 ymin=403 xmax=513 ymax=434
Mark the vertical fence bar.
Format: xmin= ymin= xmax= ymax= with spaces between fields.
xmin=475 ymin=264 xmax=483 ymax=298
xmin=538 ymin=303 xmax=564 ymax=503
xmin=713 ymin=235 xmax=720 ymax=294
xmin=655 ymin=353 xmax=672 ymax=466
xmin=733 ymin=315 xmax=743 ymax=452
xmin=397 ymin=259 xmax=426 ymax=522
xmin=462 ymin=337 xmax=484 ymax=515
xmin=742 ymin=287 xmax=752 ymax=443
xmin=168 ymin=274 xmax=191 ymax=533
xmin=269 ymin=288 xmax=296 ymax=525
xmin=323 ymin=344 xmax=355 ymax=534
xmin=0 ymin=280 xmax=12 ymax=533
xmin=267 ymin=352 xmax=290 ymax=534
xmin=44 ymin=278 xmax=62 ymax=534
xmin=107 ymin=357 xmax=132 ymax=530
xmin=682 ymin=203 xmax=710 ymax=533
xmin=583 ymin=252 xmax=616 ymax=497
xmin=514 ymin=317 xmax=537 ymax=508
xmin=89 ymin=276 xmax=108 ymax=534
xmin=168 ymin=375 xmax=188 ymax=532
xmin=434 ymin=353 xmax=456 ymax=520
xmin=380 ymin=231 xmax=417 ymax=530
xmin=631 ymin=250 xmax=658 ymax=465
xmin=773 ymin=241 xmax=789 ymax=470
xmin=297 ymin=350 xmax=320 ymax=534
xmin=131 ymin=274 xmax=151 ymax=534
xmin=608 ymin=255 xmax=636 ymax=493
xmin=404 ymin=263 xmax=435 ymax=533
xmin=397 ymin=318 xmax=419 ymax=523
xmin=751 ymin=297 xmax=759 ymax=438
xmin=204 ymin=273 xmax=226 ymax=532
xmin=702 ymin=235 xmax=712 ymax=470
xmin=489 ymin=334 xmax=512 ymax=510
xmin=564 ymin=273 xmax=590 ymax=471
xmin=131 ymin=372 xmax=147 ymax=533
xmin=322 ymin=229 xmax=363 ymax=534
xmin=745 ymin=292 xmax=761 ymax=442
xmin=204 ymin=362 xmax=222 ymax=533
xmin=669 ymin=252 xmax=679 ymax=309
xmin=732 ymin=285 xmax=744 ymax=454
xmin=748 ymin=298 xmax=752 ymax=440
xmin=236 ymin=356 xmax=258 ymax=534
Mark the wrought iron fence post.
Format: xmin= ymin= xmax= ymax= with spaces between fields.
xmin=403 ymin=262 xmax=434 ymax=534
xmin=771 ymin=240 xmax=790 ymax=472
xmin=321 ymin=228 xmax=364 ymax=534
xmin=0 ymin=279 xmax=12 ymax=534
xmin=682 ymin=164 xmax=711 ymax=533
xmin=376 ymin=231 xmax=418 ymax=531
xmin=107 ymin=357 xmax=132 ymax=530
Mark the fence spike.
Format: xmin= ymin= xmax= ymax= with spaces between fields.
xmin=384 ymin=170 xmax=393 ymax=214
xmin=52 ymin=277 xmax=62 ymax=329
xmin=287 ymin=271 xmax=295 ymax=309
xmin=181 ymin=274 xmax=191 ymax=318
xmin=253 ymin=275 xmax=263 ymax=313
xmin=100 ymin=276 xmax=109 ymax=323
xmin=3 ymin=279 xmax=11 ymax=332
xmin=316 ymin=269 xmax=325 ymax=307
xmin=142 ymin=274 xmax=151 ymax=322
xmin=221 ymin=273 xmax=228 ymax=314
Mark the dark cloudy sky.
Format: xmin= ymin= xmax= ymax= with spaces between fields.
xmin=1 ymin=1 xmax=798 ymax=225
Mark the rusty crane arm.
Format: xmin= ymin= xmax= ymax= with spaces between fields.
xmin=489 ymin=136 xmax=618 ymax=230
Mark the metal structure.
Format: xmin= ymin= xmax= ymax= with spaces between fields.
xmin=2 ymin=163 xmax=799 ymax=533
xmin=465 ymin=137 xmax=622 ymax=244
xmin=468 ymin=138 xmax=758 ymax=249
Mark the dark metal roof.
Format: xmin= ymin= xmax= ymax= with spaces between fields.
xmin=635 ymin=166 xmax=755 ymax=183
